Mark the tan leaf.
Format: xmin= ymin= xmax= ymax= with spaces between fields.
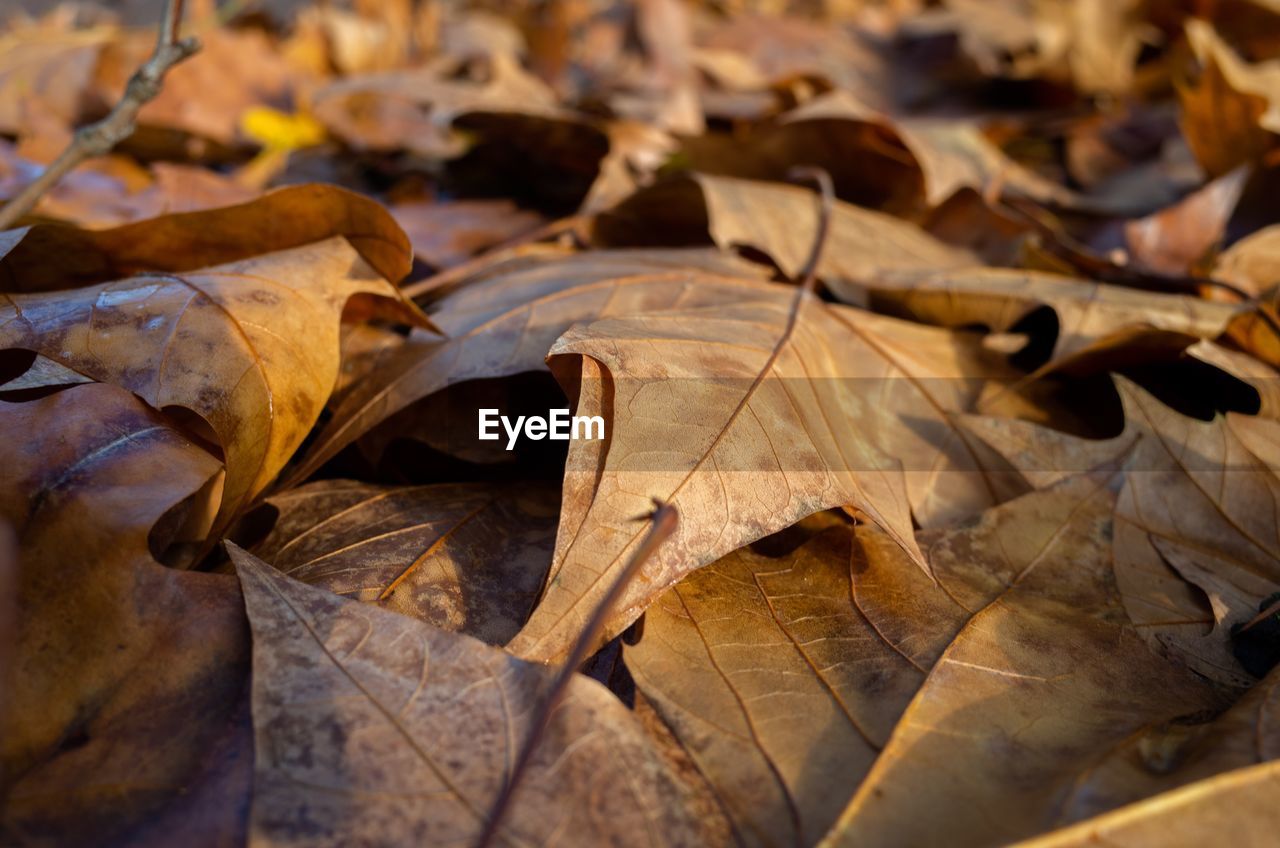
xmin=0 ymin=383 xmax=250 ymax=845
xmin=595 ymin=174 xmax=979 ymax=292
xmin=1224 ymin=296 xmax=1280 ymax=369
xmin=254 ymin=480 xmax=558 ymax=644
xmin=823 ymin=472 xmax=1223 ymax=847
xmin=1214 ymin=223 xmax=1280 ymax=298
xmin=1123 ymin=167 xmax=1249 ymax=277
xmin=1054 ymin=666 xmax=1280 ymax=822
xmin=964 ymin=378 xmax=1280 ymax=685
xmin=0 ymin=183 xmax=418 ymax=293
xmin=509 ymin=290 xmax=1027 ymax=662
xmin=230 ymin=544 xmax=725 ymax=848
xmin=310 ymin=52 xmax=605 ymax=181
xmin=0 ymin=236 xmax=425 ymax=529
xmin=866 ymin=266 xmax=1241 ymax=360
xmin=0 ymin=24 xmax=111 ymax=135
xmin=625 ymin=527 xmax=926 ymax=847
xmin=1013 ymin=761 xmax=1280 ymax=848
xmin=1179 ymin=20 xmax=1280 ymax=176
xmin=596 ymin=174 xmax=1239 ymax=362
xmin=285 ymin=248 xmax=773 ymax=486
xmin=629 ymin=473 xmax=1225 ymax=848
xmin=99 ymin=26 xmax=299 ymax=147
xmin=782 ymin=92 xmax=1082 ymax=209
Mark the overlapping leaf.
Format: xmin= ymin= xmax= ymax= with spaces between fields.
xmin=231 ymin=545 xmax=725 ymax=847
xmin=509 ymin=288 xmax=1028 ymax=662
xmin=965 ymin=378 xmax=1280 ymax=684
xmin=0 ymin=383 xmax=249 ymax=846
xmin=254 ymin=480 xmax=557 ymax=644
xmin=0 ymin=221 xmax=429 ymax=528
xmin=286 ymin=248 xmax=771 ymax=484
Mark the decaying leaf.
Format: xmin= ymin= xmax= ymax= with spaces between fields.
xmin=779 ymin=92 xmax=1083 ymax=209
xmin=1056 ymin=665 xmax=1280 ymax=821
xmin=1179 ymin=20 xmax=1280 ymax=177
xmin=0 ymin=24 xmax=111 ymax=135
xmin=629 ymin=472 xmax=1229 ymax=848
xmin=286 ymin=248 xmax=771 ymax=485
xmin=509 ymin=284 xmax=1031 ymax=662
xmin=93 ymin=26 xmax=301 ymax=149
xmin=0 ymin=234 xmax=427 ymax=529
xmin=231 ymin=544 xmax=725 ymax=847
xmin=0 ymin=183 xmax=418 ymax=292
xmin=254 ymin=480 xmax=558 ymax=644
xmin=1214 ymin=223 xmax=1280 ymax=297
xmin=964 ymin=378 xmax=1280 ymax=685
xmin=824 ymin=472 xmax=1224 ymax=847
xmin=1014 ymin=761 xmax=1280 ymax=848
xmin=4 ymin=2 xmax=1280 ymax=844
xmin=625 ymin=527 xmax=925 ymax=847
xmin=391 ymin=199 xmax=545 ymax=269
xmin=867 ymin=266 xmax=1242 ymax=361
xmin=0 ymin=383 xmax=250 ymax=846
xmin=595 ymin=173 xmax=979 ymax=292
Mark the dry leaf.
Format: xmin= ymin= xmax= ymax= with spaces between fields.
xmin=231 ymin=544 xmax=726 ymax=847
xmin=4 ymin=2 xmax=1280 ymax=844
xmin=391 ymin=199 xmax=545 ymax=269
xmin=867 ymin=267 xmax=1242 ymax=361
xmin=0 ymin=24 xmax=111 ymax=135
xmin=1214 ymin=223 xmax=1280 ymax=297
xmin=625 ymin=527 xmax=925 ymax=846
xmin=783 ymin=92 xmax=1082 ymax=209
xmin=596 ymin=173 xmax=979 ymax=289
xmin=509 ymin=288 xmax=1029 ymax=662
xmin=0 ymin=183 xmax=418 ymax=293
xmin=1013 ymin=761 xmax=1280 ymax=848
xmin=1123 ymin=167 xmax=1249 ymax=276
xmin=100 ymin=26 xmax=298 ymax=147
xmin=1055 ymin=666 xmax=1279 ymax=821
xmin=0 ymin=235 xmax=425 ymax=529
xmin=254 ymin=480 xmax=558 ymax=644
xmin=1179 ymin=20 xmax=1280 ymax=176
xmin=286 ymin=248 xmax=772 ymax=485
xmin=964 ymin=378 xmax=1280 ymax=685
xmin=0 ymin=383 xmax=250 ymax=846
xmin=824 ymin=472 xmax=1223 ymax=847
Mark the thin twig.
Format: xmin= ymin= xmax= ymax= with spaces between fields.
xmin=475 ymin=501 xmax=679 ymax=848
xmin=0 ymin=0 xmax=199 ymax=230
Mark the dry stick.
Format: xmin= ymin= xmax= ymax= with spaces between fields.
xmin=473 ymin=167 xmax=837 ymax=848
xmin=474 ymin=501 xmax=679 ymax=848
xmin=0 ymin=0 xmax=199 ymax=231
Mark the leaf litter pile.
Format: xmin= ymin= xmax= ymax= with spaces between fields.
xmin=3 ymin=0 xmax=1280 ymax=845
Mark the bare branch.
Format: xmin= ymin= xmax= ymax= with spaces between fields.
xmin=475 ymin=501 xmax=679 ymax=848
xmin=0 ymin=0 xmax=198 ymax=231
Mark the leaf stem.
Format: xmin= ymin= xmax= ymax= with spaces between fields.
xmin=786 ymin=165 xmax=835 ymax=297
